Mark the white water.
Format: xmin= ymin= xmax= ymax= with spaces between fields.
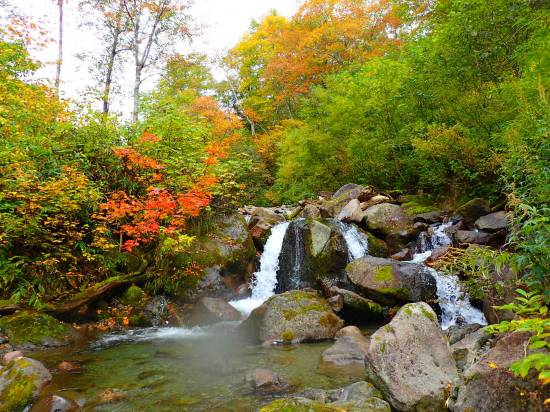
xmin=411 ymin=222 xmax=487 ymax=329
xmin=229 ymin=222 xmax=290 ymax=316
xmin=333 ymin=221 xmax=370 ymax=261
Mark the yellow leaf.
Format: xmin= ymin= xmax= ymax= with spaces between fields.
xmin=487 ymin=362 xmax=498 ymax=369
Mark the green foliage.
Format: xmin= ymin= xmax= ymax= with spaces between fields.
xmin=485 ymin=289 xmax=549 ymax=383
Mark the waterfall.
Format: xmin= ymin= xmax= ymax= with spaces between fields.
xmin=331 ymin=220 xmax=370 ymax=261
xmin=411 ymin=222 xmax=487 ymax=329
xmin=230 ymin=222 xmax=290 ymax=316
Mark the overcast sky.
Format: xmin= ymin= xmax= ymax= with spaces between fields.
xmin=7 ymin=0 xmax=300 ymax=115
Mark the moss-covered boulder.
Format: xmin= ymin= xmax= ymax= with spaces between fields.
xmin=455 ymin=198 xmax=491 ymax=228
xmin=0 ymin=312 xmax=76 ymax=349
xmin=363 ymin=203 xmax=415 ymax=251
xmin=0 ymin=357 xmax=52 ymax=412
xmin=276 ymin=220 xmax=348 ymax=292
xmin=361 ymin=230 xmax=389 ymax=258
xmin=346 ymin=257 xmax=436 ymax=306
xmin=327 ymin=286 xmax=385 ymax=323
xmin=240 ymin=290 xmax=343 ymax=344
xmin=365 ymin=303 xmax=459 ymax=412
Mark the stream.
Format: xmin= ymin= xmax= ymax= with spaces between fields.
xmin=33 ymin=220 xmax=485 ymax=411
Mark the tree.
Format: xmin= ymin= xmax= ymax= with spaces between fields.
xmin=54 ymin=0 xmax=64 ymax=93
xmin=121 ymin=0 xmax=192 ymax=123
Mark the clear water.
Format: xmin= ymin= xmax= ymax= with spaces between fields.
xmin=34 ymin=324 xmax=356 ymax=412
xmin=411 ymin=222 xmax=487 ymax=329
xmin=331 ymin=221 xmax=370 ymax=261
xmin=230 ymin=222 xmax=289 ymax=317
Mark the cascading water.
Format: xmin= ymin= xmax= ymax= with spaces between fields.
xmin=411 ymin=222 xmax=487 ymax=329
xmin=229 ymin=221 xmax=290 ymax=316
xmin=331 ymin=220 xmax=370 ymax=261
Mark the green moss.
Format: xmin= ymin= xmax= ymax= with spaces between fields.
xmin=374 ymin=266 xmax=393 ymax=282
xmin=260 ymin=398 xmax=337 ymax=412
xmin=319 ymin=313 xmax=340 ymax=328
xmin=281 ymin=330 xmax=294 ymax=342
xmin=421 ymin=307 xmax=436 ymax=321
xmin=380 ymin=341 xmax=387 ymax=353
xmin=0 ymin=360 xmax=38 ymax=412
xmin=404 ymin=307 xmax=413 ymax=316
xmin=384 ymin=325 xmax=394 ymax=333
xmin=0 ymin=311 xmax=72 ymax=347
xmin=122 ymin=285 xmax=146 ymax=304
xmin=401 ymin=196 xmax=437 ymax=216
xmin=282 ymin=309 xmax=298 ymax=321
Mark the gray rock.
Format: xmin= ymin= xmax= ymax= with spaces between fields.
xmin=321 ymin=326 xmax=370 ymax=373
xmin=336 ymin=199 xmax=364 ymax=224
xmin=301 ymin=381 xmax=389 ymax=411
xmin=445 ymin=323 xmax=482 ymax=345
xmin=455 ymin=198 xmax=491 ymax=227
xmin=250 ymin=207 xmax=286 ymax=226
xmin=475 ymin=211 xmax=508 ymax=232
xmin=451 ymin=332 xmax=547 ymax=412
xmin=414 ymin=211 xmax=445 ymax=223
xmin=365 ymin=303 xmax=459 ymax=411
xmin=346 ymin=256 xmax=437 ymax=306
xmin=451 ymin=328 xmax=491 ymax=372
xmin=390 ymin=249 xmax=412 ymax=261
xmin=0 ymin=357 xmax=52 ymax=410
xmin=328 ymin=286 xmax=385 ymax=321
xmin=364 ymin=203 xmax=414 ymax=238
xmin=333 ymin=184 xmax=369 ymax=201
xmin=455 ymin=230 xmax=492 ymax=245
xmin=239 ymin=290 xmax=344 ymax=344
xmin=360 ymin=195 xmax=392 ymax=210
xmin=187 ymin=297 xmax=242 ymax=326
xmin=300 ymin=204 xmax=322 ymax=219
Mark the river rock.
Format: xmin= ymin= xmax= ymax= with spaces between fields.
xmin=451 ymin=328 xmax=491 ymax=372
xmin=455 ymin=230 xmax=492 ymax=245
xmin=360 ymin=194 xmax=392 ymax=210
xmin=3 ymin=350 xmax=23 ymax=365
xmin=240 ymin=290 xmax=343 ymax=344
xmin=346 ymin=256 xmax=437 ymax=306
xmin=328 ymin=286 xmax=385 ymax=321
xmin=336 ymin=199 xmax=364 ymax=224
xmin=451 ymin=332 xmax=547 ymax=412
xmin=455 ymin=198 xmax=491 ymax=227
xmin=321 ymin=326 xmax=370 ymax=374
xmin=276 ymin=220 xmax=348 ymax=292
xmin=30 ymin=394 xmax=80 ymax=412
xmin=0 ymin=356 xmax=52 ymax=411
xmin=58 ymin=360 xmax=81 ymax=373
xmin=0 ymin=311 xmax=76 ymax=349
xmin=444 ymin=323 xmax=482 ymax=345
xmin=300 ymin=204 xmax=322 ymax=219
xmin=332 ymin=183 xmax=372 ymax=201
xmin=364 ymin=203 xmax=415 ymax=251
xmin=414 ymin=211 xmax=445 ymax=223
xmin=249 ymin=207 xmax=286 ymax=226
xmin=390 ymin=249 xmax=412 ymax=261
xmin=474 ymin=211 xmax=508 ymax=232
xmin=365 ymin=303 xmax=459 ymax=411
xmin=187 ymin=297 xmax=242 ymax=325
xmin=245 ymin=368 xmax=292 ymax=394
xmin=298 ymin=381 xmax=390 ymax=411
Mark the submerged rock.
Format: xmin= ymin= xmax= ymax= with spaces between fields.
xmin=365 ymin=303 xmax=459 ymax=411
xmin=245 ymin=368 xmax=292 ymax=395
xmin=321 ymin=326 xmax=370 ymax=374
xmin=451 ymin=332 xmax=548 ymax=412
xmin=0 ymin=311 xmax=76 ymax=349
xmin=30 ymin=394 xmax=80 ymax=412
xmin=240 ymin=290 xmax=343 ymax=344
xmin=346 ymin=257 xmax=437 ymax=306
xmin=0 ymin=356 xmax=52 ymax=411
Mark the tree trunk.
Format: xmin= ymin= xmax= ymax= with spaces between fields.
xmin=132 ymin=63 xmax=141 ymax=123
xmin=55 ymin=0 xmax=63 ymax=93
xmin=102 ymin=30 xmax=120 ymax=115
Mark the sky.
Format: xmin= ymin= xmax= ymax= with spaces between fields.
xmin=5 ymin=0 xmax=300 ymax=115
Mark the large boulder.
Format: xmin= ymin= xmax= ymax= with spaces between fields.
xmin=186 ymin=297 xmax=242 ymax=326
xmin=454 ymin=230 xmax=492 ymax=245
xmin=0 ymin=357 xmax=52 ymax=411
xmin=336 ymin=199 xmax=364 ymax=224
xmin=451 ymin=332 xmax=547 ymax=412
xmin=474 ymin=211 xmax=508 ymax=232
xmin=454 ymin=198 xmax=491 ymax=227
xmin=326 ymin=285 xmax=385 ymax=322
xmin=364 ymin=203 xmax=415 ymax=251
xmin=365 ymin=303 xmax=459 ymax=411
xmin=239 ymin=290 xmax=344 ymax=344
xmin=321 ymin=326 xmax=370 ymax=374
xmin=276 ymin=220 xmax=348 ymax=292
xmin=249 ymin=207 xmax=286 ymax=226
xmin=0 ymin=311 xmax=76 ymax=349
xmin=332 ymin=184 xmax=372 ymax=201
xmin=346 ymin=257 xmax=437 ymax=306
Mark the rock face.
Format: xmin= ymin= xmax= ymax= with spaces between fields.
xmin=276 ymin=220 xmax=348 ymax=292
xmin=365 ymin=303 xmax=459 ymax=411
xmin=186 ymin=297 xmax=242 ymax=326
xmin=321 ymin=326 xmax=370 ymax=374
xmin=474 ymin=211 xmax=508 ymax=232
xmin=336 ymin=199 xmax=364 ymax=223
xmin=240 ymin=290 xmax=344 ymax=344
xmin=346 ymin=257 xmax=437 ymax=306
xmin=0 ymin=357 xmax=52 ymax=411
xmin=0 ymin=311 xmax=76 ymax=349
xmin=451 ymin=332 xmax=547 ymax=412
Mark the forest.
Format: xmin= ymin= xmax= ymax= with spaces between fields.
xmin=0 ymin=1 xmax=548 ymax=411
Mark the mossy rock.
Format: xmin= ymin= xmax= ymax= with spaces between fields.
xmin=0 ymin=311 xmax=75 ymax=349
xmin=240 ymin=290 xmax=343 ymax=344
xmin=363 ymin=231 xmax=389 ymax=258
xmin=0 ymin=357 xmax=52 ymax=412
xmin=121 ymin=285 xmax=147 ymax=304
xmin=260 ymin=398 xmax=337 ymax=412
xmin=400 ymin=195 xmax=438 ymax=216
